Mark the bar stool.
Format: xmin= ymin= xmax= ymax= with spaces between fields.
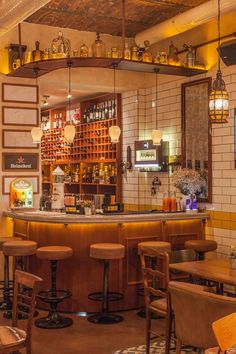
xmin=137 ymin=241 xmax=171 ymax=318
xmin=0 ymin=237 xmax=22 ymax=310
xmin=88 ymin=243 xmax=125 ymax=324
xmin=35 ymin=246 xmax=73 ymax=329
xmin=2 ymin=240 xmax=37 ymax=318
xmin=184 ymin=240 xmax=217 ymax=260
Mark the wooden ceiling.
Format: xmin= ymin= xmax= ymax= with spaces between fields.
xmin=25 ymin=0 xmax=209 ymax=37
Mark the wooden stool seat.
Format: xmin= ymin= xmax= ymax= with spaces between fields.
xmin=36 ymin=246 xmax=73 ymax=260
xmin=0 ymin=325 xmax=26 ymax=346
xmin=90 ymin=243 xmax=125 ymax=260
xmin=185 ymin=240 xmax=217 ymax=253
xmin=3 ymin=241 xmax=37 ymax=257
xmin=138 ymin=241 xmax=171 ymax=255
xmin=0 ymin=237 xmax=22 ymax=252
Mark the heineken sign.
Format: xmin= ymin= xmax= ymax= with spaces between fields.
xmin=3 ymin=153 xmax=39 ymax=171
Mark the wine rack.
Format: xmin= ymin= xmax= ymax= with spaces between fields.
xmin=41 ymin=94 xmax=121 ymax=201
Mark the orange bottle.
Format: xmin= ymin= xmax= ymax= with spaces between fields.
xmin=170 ymin=192 xmax=177 ymax=212
xmin=162 ymin=193 xmax=170 ymax=212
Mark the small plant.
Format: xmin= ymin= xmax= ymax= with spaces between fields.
xmin=229 ymin=245 xmax=236 ymax=259
xmin=83 ymin=200 xmax=93 ymax=208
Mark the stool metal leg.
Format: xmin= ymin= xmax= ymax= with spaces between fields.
xmin=1 ymin=255 xmax=12 ymax=317
xmin=87 ymin=259 xmax=123 ymax=324
xmin=35 ymin=260 xmax=73 ymax=329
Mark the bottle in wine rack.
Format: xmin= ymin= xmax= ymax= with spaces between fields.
xmin=104 ymin=101 xmax=109 ymax=120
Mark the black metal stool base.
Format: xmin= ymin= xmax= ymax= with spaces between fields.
xmin=136 ymin=308 xmax=160 ymax=319
xmin=35 ymin=312 xmax=73 ymax=329
xmin=87 ymin=312 xmax=123 ymax=324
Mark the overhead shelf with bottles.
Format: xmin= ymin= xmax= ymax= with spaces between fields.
xmin=7 ymin=57 xmax=207 ymax=78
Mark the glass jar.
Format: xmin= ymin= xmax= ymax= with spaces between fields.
xmin=111 ymin=47 xmax=119 ymax=58
xmin=124 ymin=43 xmax=131 ymax=60
xmin=92 ymin=32 xmax=106 ymax=57
xmin=80 ymin=43 xmax=89 ymax=57
xmin=160 ymin=51 xmax=168 ymax=64
xmin=131 ymin=46 xmax=139 ymax=61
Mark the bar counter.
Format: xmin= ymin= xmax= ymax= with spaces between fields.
xmin=3 ymin=210 xmax=209 ymax=312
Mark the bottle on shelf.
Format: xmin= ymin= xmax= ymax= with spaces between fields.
xmin=32 ymin=41 xmax=42 ymax=62
xmin=162 ymin=192 xmax=170 ymax=212
xmin=124 ymin=43 xmax=131 ymax=60
xmin=92 ymin=32 xmax=106 ymax=58
xmin=170 ymin=191 xmax=177 ymax=212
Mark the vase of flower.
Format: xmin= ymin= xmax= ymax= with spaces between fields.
xmin=229 ymin=246 xmax=236 ymax=269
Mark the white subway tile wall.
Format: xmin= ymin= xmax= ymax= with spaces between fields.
xmin=122 ymin=65 xmax=236 ymax=258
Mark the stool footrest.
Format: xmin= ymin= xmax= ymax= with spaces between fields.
xmin=87 ymin=312 xmax=123 ymax=324
xmin=88 ymin=291 xmax=123 ymax=302
xmin=37 ymin=290 xmax=71 ymax=304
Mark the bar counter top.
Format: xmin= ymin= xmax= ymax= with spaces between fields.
xmin=3 ymin=209 xmax=209 ymax=224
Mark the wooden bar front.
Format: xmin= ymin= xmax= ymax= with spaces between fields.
xmin=5 ymin=211 xmax=208 ymax=312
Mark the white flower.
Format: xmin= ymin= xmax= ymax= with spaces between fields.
xmin=171 ymin=168 xmax=207 ymax=196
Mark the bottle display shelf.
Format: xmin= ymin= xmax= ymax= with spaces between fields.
xmin=7 ymin=57 xmax=207 ymax=78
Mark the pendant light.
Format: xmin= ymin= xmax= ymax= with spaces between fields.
xmin=64 ymin=62 xmax=76 ymax=144
xmin=209 ymin=0 xmax=229 ymax=124
xmin=151 ymin=68 xmax=162 ymax=145
xmin=109 ymin=64 xmax=121 ymax=143
xmin=31 ymin=68 xmax=43 ymax=143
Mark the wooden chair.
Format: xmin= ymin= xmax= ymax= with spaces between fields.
xmin=205 ymin=313 xmax=236 ymax=353
xmin=168 ymin=281 xmax=236 ymax=353
xmin=0 ymin=270 xmax=42 ymax=354
xmin=140 ymin=249 xmax=172 ymax=354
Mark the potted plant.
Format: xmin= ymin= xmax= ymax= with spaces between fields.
xmin=229 ymin=246 xmax=236 ymax=269
xmin=83 ymin=201 xmax=93 ymax=216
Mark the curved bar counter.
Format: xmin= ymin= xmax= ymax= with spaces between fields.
xmin=3 ymin=210 xmax=209 ymax=313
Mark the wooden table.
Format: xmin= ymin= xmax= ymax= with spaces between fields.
xmin=170 ymin=258 xmax=236 ymax=287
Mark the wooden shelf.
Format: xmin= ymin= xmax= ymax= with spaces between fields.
xmin=7 ymin=57 xmax=207 ymax=78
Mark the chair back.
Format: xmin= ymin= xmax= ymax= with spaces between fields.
xmin=169 ymin=281 xmax=236 ymax=350
xmin=140 ymin=249 xmax=170 ymax=307
xmin=12 ymin=270 xmax=42 ymax=348
xmin=212 ymin=312 xmax=236 ymax=352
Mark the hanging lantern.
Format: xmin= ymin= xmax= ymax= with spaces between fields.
xmin=209 ymin=0 xmax=229 ymax=124
xmin=209 ymin=70 xmax=229 ymax=123
xmin=64 ymin=123 xmax=76 ymax=144
xmin=31 ymin=127 xmax=43 ymax=144
xmin=109 ymin=125 xmax=121 ymax=143
xmin=151 ymin=129 xmax=163 ymax=145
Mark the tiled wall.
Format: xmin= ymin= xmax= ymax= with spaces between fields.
xmin=122 ymin=64 xmax=236 ymax=258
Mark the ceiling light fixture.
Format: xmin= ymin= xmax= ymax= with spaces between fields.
xmin=64 ymin=62 xmax=76 ymax=144
xmin=31 ymin=68 xmax=43 ymax=144
xmin=209 ymin=0 xmax=229 ymax=124
xmin=109 ymin=64 xmax=121 ymax=144
xmin=151 ymin=68 xmax=162 ymax=145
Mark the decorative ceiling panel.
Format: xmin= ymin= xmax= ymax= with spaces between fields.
xmin=25 ymin=0 xmax=209 ymax=37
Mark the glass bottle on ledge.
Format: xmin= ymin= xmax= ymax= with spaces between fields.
xmin=142 ymin=40 xmax=153 ymax=63
xmin=92 ymin=32 xmax=106 ymax=58
xmin=32 ymin=41 xmax=42 ymax=62
xmin=124 ymin=43 xmax=131 ymax=60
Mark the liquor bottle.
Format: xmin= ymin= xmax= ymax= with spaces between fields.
xmin=53 ymin=114 xmax=57 ymax=129
xmin=32 ymin=41 xmax=42 ymax=61
xmin=104 ymin=102 xmax=109 ymax=119
xmin=95 ymin=165 xmax=99 ymax=183
xmin=86 ymin=167 xmax=92 ymax=183
xmin=82 ymin=168 xmax=87 ymax=183
xmin=99 ymin=165 xmax=104 ymax=184
xmin=92 ymin=32 xmax=106 ymax=57
xmin=108 ymin=101 xmax=113 ymax=119
xmin=89 ymin=107 xmax=93 ymax=122
xmin=95 ymin=104 xmax=99 ymax=121
xmin=112 ymin=100 xmax=116 ymax=118
xmin=58 ymin=113 xmax=62 ymax=129
xmin=124 ymin=42 xmax=131 ymax=60
xmin=83 ymin=108 xmax=87 ymax=122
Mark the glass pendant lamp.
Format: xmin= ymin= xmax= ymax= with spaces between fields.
xmin=151 ymin=68 xmax=162 ymax=145
xmin=209 ymin=0 xmax=229 ymax=124
xmin=31 ymin=69 xmax=43 ymax=143
xmin=109 ymin=64 xmax=121 ymax=143
xmin=64 ymin=63 xmax=76 ymax=144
